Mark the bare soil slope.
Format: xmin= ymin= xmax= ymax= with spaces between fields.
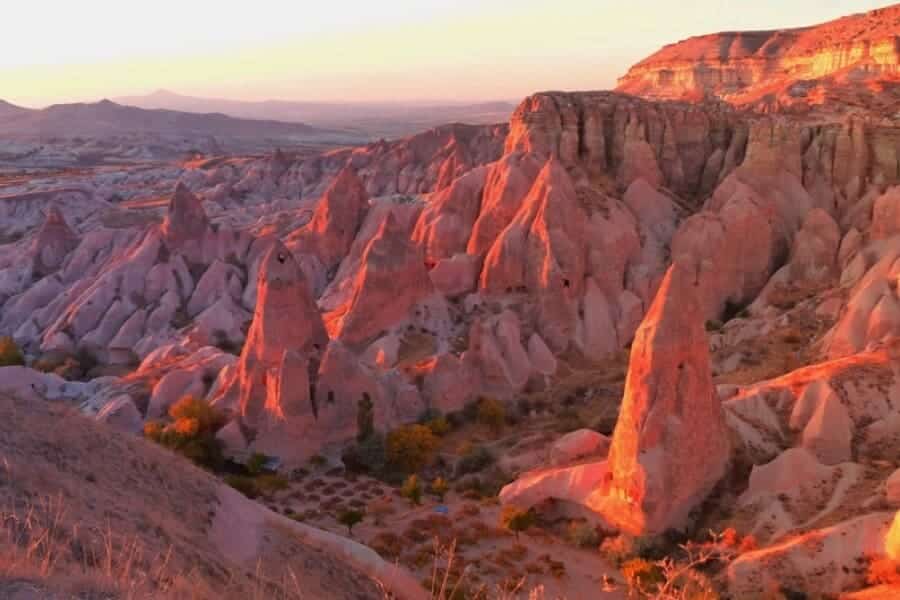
xmin=0 ymin=392 xmax=388 ymax=599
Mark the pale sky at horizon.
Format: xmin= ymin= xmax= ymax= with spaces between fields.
xmin=2 ymin=0 xmax=895 ymax=108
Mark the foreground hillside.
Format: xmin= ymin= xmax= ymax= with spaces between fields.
xmin=0 ymin=390 xmax=421 ymax=599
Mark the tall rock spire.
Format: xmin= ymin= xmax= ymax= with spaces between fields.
xmin=30 ymin=205 xmax=79 ymax=276
xmin=162 ymin=182 xmax=210 ymax=245
xmin=600 ymin=260 xmax=730 ymax=535
xmin=232 ymin=241 xmax=328 ymax=424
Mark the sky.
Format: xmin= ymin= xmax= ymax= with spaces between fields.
xmin=2 ymin=0 xmax=895 ymax=108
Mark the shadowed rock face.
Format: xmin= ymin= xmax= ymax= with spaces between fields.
xmin=600 ymin=262 xmax=730 ymax=535
xmin=30 ymin=206 xmax=79 ymax=276
xmin=162 ymin=182 xmax=210 ymax=245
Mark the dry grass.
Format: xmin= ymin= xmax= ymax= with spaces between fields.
xmin=0 ymin=393 xmax=385 ymax=599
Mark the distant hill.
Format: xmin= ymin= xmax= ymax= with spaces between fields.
xmin=0 ymin=99 xmax=31 ymax=118
xmin=0 ymin=98 xmax=358 ymax=142
xmin=115 ymin=89 xmax=517 ymax=138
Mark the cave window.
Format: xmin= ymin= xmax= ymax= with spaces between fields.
xmin=327 ymin=391 xmax=335 ymax=405
xmin=563 ymin=278 xmax=571 ymax=289
xmin=277 ymin=253 xmax=286 ymax=264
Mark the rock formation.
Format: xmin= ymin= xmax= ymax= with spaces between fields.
xmin=29 ymin=206 xmax=79 ymax=276
xmin=217 ymin=242 xmax=327 ymax=424
xmin=598 ymin=262 xmax=730 ymax=535
xmin=617 ymin=5 xmax=900 ymax=114
xmin=286 ymin=166 xmax=369 ymax=290
xmin=328 ymin=210 xmax=446 ymax=348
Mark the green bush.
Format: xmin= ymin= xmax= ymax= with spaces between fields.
xmin=356 ymin=393 xmax=374 ymax=442
xmin=225 ymin=474 xmax=260 ymax=498
xmin=143 ymin=396 xmax=225 ymax=470
xmin=567 ymin=521 xmax=600 ymax=548
xmin=621 ymin=558 xmax=664 ymax=594
xmin=0 ymin=336 xmax=24 ymax=367
xmin=246 ymin=452 xmax=270 ymax=475
xmin=338 ymin=509 xmax=365 ymax=536
xmin=386 ymin=425 xmax=438 ymax=474
xmin=401 ymin=474 xmax=423 ymax=506
xmin=224 ymin=473 xmax=289 ymax=499
xmin=455 ymin=445 xmax=494 ymax=477
xmin=168 ymin=395 xmax=225 ymax=433
xmin=342 ymin=433 xmax=386 ymax=474
xmin=477 ymin=397 xmax=506 ymax=434
xmin=426 ymin=416 xmax=451 ymax=436
xmin=429 ymin=477 xmax=449 ymax=502
xmin=499 ymin=505 xmax=534 ymax=540
xmin=705 ymin=319 xmax=724 ymax=332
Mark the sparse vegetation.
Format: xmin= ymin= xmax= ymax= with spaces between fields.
xmin=566 ymin=521 xmax=601 ymax=549
xmin=143 ymin=396 xmax=225 ymax=470
xmin=0 ymin=336 xmax=24 ymax=367
xmin=867 ymin=557 xmax=900 ymax=585
xmin=430 ymin=477 xmax=449 ymax=502
xmin=401 ymin=474 xmax=423 ymax=506
xmin=342 ymin=432 xmax=387 ymax=474
xmin=246 ymin=451 xmax=270 ymax=476
xmin=455 ymin=444 xmax=494 ymax=477
xmin=224 ymin=473 xmax=289 ymax=499
xmin=499 ymin=506 xmax=534 ymax=540
xmin=337 ymin=509 xmax=365 ymax=536
xmin=386 ymin=424 xmax=439 ymax=474
xmin=357 ymin=393 xmax=375 ymax=442
xmin=621 ymin=557 xmax=665 ymax=592
xmin=477 ymin=397 xmax=506 ymax=435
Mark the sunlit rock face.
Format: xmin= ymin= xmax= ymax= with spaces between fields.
xmin=217 ymin=241 xmax=327 ymax=425
xmin=285 ymin=166 xmax=370 ymax=291
xmin=616 ymin=5 xmax=900 ymax=114
xmin=504 ymin=91 xmax=743 ymax=199
xmin=599 ymin=261 xmax=730 ymax=536
xmin=328 ymin=209 xmax=447 ymax=349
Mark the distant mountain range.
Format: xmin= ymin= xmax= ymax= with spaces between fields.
xmin=114 ymin=89 xmax=517 ymax=138
xmin=0 ymin=98 xmax=357 ymax=142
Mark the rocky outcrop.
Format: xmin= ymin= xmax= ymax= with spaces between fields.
xmin=499 ymin=263 xmax=730 ymax=535
xmin=480 ymin=158 xmax=587 ymax=352
xmin=617 ymin=5 xmax=900 ymax=114
xmin=29 ymin=206 xmax=79 ymax=277
xmin=727 ymin=512 xmax=896 ymax=598
xmin=201 ymin=122 xmax=508 ymax=207
xmin=285 ymin=166 xmax=370 ymax=291
xmin=505 ymin=91 xmax=743 ymax=199
xmin=598 ymin=262 xmax=730 ymax=535
xmin=215 ymin=242 xmax=327 ymax=424
xmin=328 ymin=210 xmax=448 ymax=348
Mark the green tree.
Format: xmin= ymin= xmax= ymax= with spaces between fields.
xmin=401 ymin=474 xmax=423 ymax=506
xmin=477 ymin=397 xmax=506 ymax=435
xmin=357 ymin=392 xmax=374 ymax=442
xmin=338 ymin=509 xmax=365 ymax=536
xmin=500 ymin=505 xmax=534 ymax=540
xmin=0 ymin=336 xmax=24 ymax=367
xmin=386 ymin=425 xmax=439 ymax=473
xmin=168 ymin=395 xmax=224 ymax=434
xmin=430 ymin=477 xmax=449 ymax=502
xmin=246 ymin=452 xmax=269 ymax=475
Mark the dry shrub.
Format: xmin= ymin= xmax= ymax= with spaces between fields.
xmin=867 ymin=557 xmax=900 ymax=585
